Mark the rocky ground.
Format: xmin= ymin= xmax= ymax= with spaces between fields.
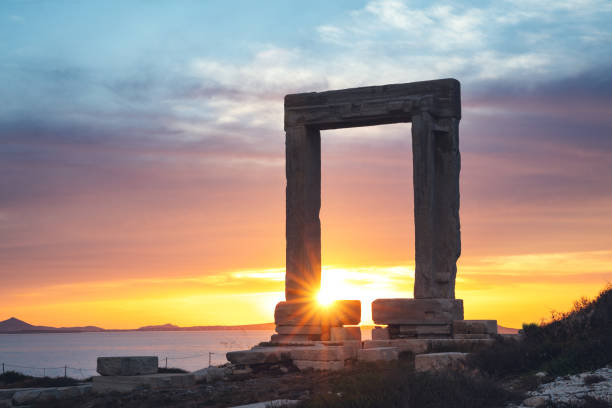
xmin=13 ymin=363 xmax=335 ymax=408
xmin=509 ymin=367 xmax=612 ymax=408
xmin=2 ymin=363 xmax=611 ymax=407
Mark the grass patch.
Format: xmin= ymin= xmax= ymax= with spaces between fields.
xmin=297 ymin=360 xmax=521 ymax=408
xmin=0 ymin=370 xmax=80 ymax=388
xmin=469 ymin=284 xmax=612 ymax=377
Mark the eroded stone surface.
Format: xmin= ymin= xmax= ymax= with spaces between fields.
xmin=96 ymin=356 xmax=158 ymax=376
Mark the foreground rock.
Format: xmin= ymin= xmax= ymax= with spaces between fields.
xmin=414 ymin=352 xmax=468 ymax=372
xmin=96 ymin=356 xmax=158 ymax=376
xmin=509 ymin=366 xmax=612 ymax=407
xmin=9 ymin=385 xmax=91 ymax=406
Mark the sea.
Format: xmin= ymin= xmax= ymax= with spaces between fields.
xmin=0 ymin=330 xmax=275 ymax=379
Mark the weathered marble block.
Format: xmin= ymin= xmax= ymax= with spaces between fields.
xmin=372 ymin=298 xmax=463 ymax=325
xmin=330 ymin=327 xmax=361 ymax=341
xmin=396 ymin=324 xmax=452 ymax=338
xmin=274 ymin=300 xmax=361 ymax=327
xmin=372 ymin=327 xmax=390 ymax=340
xmin=96 ymin=356 xmax=158 ymax=376
xmin=275 ymin=301 xmax=321 ymax=326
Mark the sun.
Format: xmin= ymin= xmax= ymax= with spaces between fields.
xmin=316 ymin=289 xmax=335 ymax=307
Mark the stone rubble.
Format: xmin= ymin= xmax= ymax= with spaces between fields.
xmin=510 ymin=367 xmax=612 ymax=407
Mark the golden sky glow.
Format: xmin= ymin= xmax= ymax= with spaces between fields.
xmin=3 ymin=250 xmax=610 ymax=329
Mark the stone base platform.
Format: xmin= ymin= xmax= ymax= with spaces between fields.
xmin=372 ymin=319 xmax=498 ymax=340
xmin=363 ymin=338 xmax=495 ymax=354
xmin=92 ymin=373 xmax=196 ymax=393
xmin=272 ymin=300 xmax=361 ymax=341
xmin=226 ymin=334 xmax=496 ymax=372
xmin=227 ymin=341 xmax=361 ymax=372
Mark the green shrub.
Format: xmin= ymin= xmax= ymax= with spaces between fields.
xmin=0 ymin=370 xmax=30 ymax=384
xmin=469 ymin=284 xmax=612 ymax=377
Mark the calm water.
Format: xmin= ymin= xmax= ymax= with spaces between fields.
xmin=0 ymin=330 xmax=274 ymax=379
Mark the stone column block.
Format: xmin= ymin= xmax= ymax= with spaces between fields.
xmin=412 ymin=112 xmax=460 ymax=299
xmin=330 ymin=327 xmax=362 ymax=341
xmin=372 ymin=298 xmax=463 ymax=325
xmin=285 ymin=125 xmax=321 ymax=301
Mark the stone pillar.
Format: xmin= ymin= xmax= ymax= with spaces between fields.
xmin=285 ymin=125 xmax=321 ymax=301
xmin=412 ymin=112 xmax=461 ymax=299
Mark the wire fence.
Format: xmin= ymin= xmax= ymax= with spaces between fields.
xmin=1 ymin=352 xmax=216 ymax=379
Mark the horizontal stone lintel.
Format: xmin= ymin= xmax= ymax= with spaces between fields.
xmin=285 ymin=79 xmax=460 ymax=129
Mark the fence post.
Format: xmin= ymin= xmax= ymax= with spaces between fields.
xmin=2 ymin=363 xmax=4 ymax=374
xmin=64 ymin=365 xmax=67 ymax=378
xmin=208 ymin=352 xmax=213 ymax=367
xmin=165 ymin=357 xmax=168 ymax=369
xmin=43 ymin=368 xmax=46 ymax=377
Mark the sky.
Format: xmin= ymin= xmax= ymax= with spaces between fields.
xmin=1 ymin=0 xmax=611 ymax=329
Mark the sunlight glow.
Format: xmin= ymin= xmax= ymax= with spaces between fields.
xmin=316 ymin=289 xmax=335 ymax=307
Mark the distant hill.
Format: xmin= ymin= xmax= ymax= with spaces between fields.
xmin=497 ymin=325 xmax=519 ymax=334
xmin=0 ymin=317 xmax=275 ymax=333
xmin=0 ymin=317 xmax=104 ymax=333
xmin=136 ymin=323 xmax=276 ymax=331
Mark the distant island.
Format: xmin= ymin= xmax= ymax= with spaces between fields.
xmin=0 ymin=317 xmax=275 ymax=334
xmin=0 ymin=317 xmax=518 ymax=335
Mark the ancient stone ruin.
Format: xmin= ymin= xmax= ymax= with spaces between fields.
xmin=228 ymin=79 xmax=498 ymax=372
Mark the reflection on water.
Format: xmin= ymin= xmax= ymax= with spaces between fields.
xmin=0 ymin=330 xmax=274 ymax=378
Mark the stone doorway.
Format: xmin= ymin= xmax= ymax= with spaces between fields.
xmin=273 ymin=78 xmax=464 ymax=342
